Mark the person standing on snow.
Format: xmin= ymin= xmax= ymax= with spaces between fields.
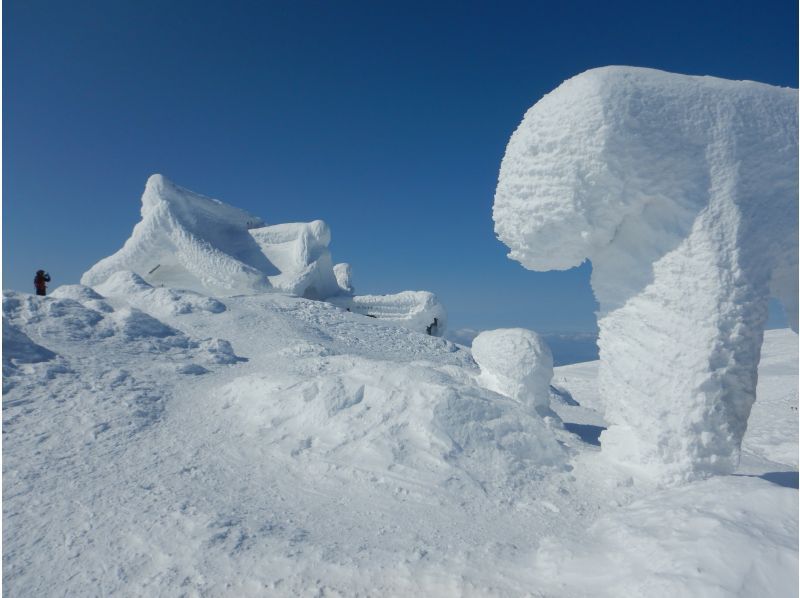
xmin=34 ymin=270 xmax=51 ymax=296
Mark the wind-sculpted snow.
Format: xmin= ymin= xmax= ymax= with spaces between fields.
xmin=249 ymin=220 xmax=342 ymax=298
xmin=333 ymin=262 xmax=354 ymax=294
xmin=472 ymin=328 xmax=556 ymax=417
xmin=80 ymin=176 xmax=447 ymax=337
xmin=81 ymin=174 xmax=344 ymax=299
xmin=494 ymin=66 xmax=798 ymax=483
xmin=328 ymin=291 xmax=447 ymax=336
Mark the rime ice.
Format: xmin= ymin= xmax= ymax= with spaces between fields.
xmin=81 ymin=174 xmax=344 ymax=299
xmin=80 ymin=175 xmax=448 ymax=333
xmin=494 ymin=67 xmax=798 ymax=483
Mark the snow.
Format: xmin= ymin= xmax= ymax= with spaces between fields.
xmin=4 ymin=128 xmax=797 ymax=594
xmin=91 ymin=271 xmax=227 ymax=317
xmin=249 ymin=220 xmax=341 ymax=299
xmin=333 ymin=262 xmax=354 ymax=294
xmin=80 ymin=175 xmax=447 ymax=336
xmin=472 ymin=328 xmax=555 ymax=417
xmin=494 ymin=66 xmax=798 ymax=483
xmin=533 ymin=475 xmax=798 ymax=598
xmin=328 ymin=290 xmax=447 ymax=336
xmin=4 ymin=276 xmax=796 ymax=595
xmin=81 ymin=174 xmax=345 ymax=299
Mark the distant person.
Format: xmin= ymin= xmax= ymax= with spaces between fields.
xmin=426 ymin=317 xmax=439 ymax=336
xmin=34 ymin=270 xmax=51 ymax=296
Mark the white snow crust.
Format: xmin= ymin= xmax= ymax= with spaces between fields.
xmin=494 ymin=66 xmax=799 ymax=483
xmin=3 ymin=280 xmax=797 ymax=595
xmin=472 ymin=328 xmax=555 ymax=417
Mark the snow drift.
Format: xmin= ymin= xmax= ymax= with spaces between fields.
xmin=494 ymin=66 xmax=798 ymax=483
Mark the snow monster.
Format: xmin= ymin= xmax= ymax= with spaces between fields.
xmin=494 ymin=67 xmax=798 ymax=483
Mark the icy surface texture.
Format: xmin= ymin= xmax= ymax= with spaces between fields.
xmin=81 ymin=175 xmax=342 ymax=299
xmin=494 ymin=66 xmax=798 ymax=483
xmin=328 ymin=291 xmax=447 ymax=336
xmin=472 ymin=328 xmax=554 ymax=417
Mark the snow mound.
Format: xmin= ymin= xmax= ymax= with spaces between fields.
xmin=2 ymin=290 xmax=244 ymax=369
xmin=3 ymin=317 xmax=57 ymax=365
xmin=472 ymin=328 xmax=555 ymax=417
xmin=494 ymin=66 xmax=798 ymax=483
xmin=328 ymin=291 xmax=446 ymax=336
xmin=93 ymin=271 xmax=226 ymax=317
xmin=533 ymin=475 xmax=798 ymax=597
xmin=50 ymin=284 xmax=114 ymax=313
xmin=81 ymin=175 xmax=345 ymax=299
xmin=222 ymin=355 xmax=566 ymax=493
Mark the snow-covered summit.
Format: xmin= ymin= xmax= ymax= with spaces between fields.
xmin=494 ymin=66 xmax=798 ymax=483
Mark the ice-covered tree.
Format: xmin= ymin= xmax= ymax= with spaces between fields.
xmin=494 ymin=67 xmax=798 ymax=483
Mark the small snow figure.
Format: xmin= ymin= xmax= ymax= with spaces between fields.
xmin=34 ymin=270 xmax=51 ymax=296
xmin=426 ymin=317 xmax=439 ymax=336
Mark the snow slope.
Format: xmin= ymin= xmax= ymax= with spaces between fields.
xmin=3 ymin=280 xmax=797 ymax=596
xmin=494 ymin=67 xmax=798 ymax=483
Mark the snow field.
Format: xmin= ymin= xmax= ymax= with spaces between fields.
xmin=3 ymin=277 xmax=796 ymax=595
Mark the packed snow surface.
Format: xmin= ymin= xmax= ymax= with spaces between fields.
xmin=494 ymin=66 xmax=798 ymax=483
xmin=3 ymin=279 xmax=797 ymax=596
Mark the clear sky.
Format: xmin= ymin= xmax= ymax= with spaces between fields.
xmin=4 ymin=0 xmax=797 ymax=333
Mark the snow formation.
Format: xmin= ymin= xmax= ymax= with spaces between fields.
xmin=81 ymin=175 xmax=448 ymax=335
xmin=472 ymin=328 xmax=555 ymax=417
xmin=494 ymin=66 xmax=798 ymax=483
xmin=81 ymin=175 xmax=346 ymax=299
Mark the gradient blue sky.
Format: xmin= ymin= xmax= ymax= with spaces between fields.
xmin=4 ymin=0 xmax=797 ymax=333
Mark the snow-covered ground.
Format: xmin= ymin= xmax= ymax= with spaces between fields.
xmin=3 ymin=283 xmax=797 ymax=596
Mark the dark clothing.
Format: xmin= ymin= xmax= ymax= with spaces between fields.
xmin=34 ymin=272 xmax=50 ymax=296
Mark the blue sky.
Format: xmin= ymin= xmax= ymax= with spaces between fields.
xmin=4 ymin=0 xmax=797 ymax=333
